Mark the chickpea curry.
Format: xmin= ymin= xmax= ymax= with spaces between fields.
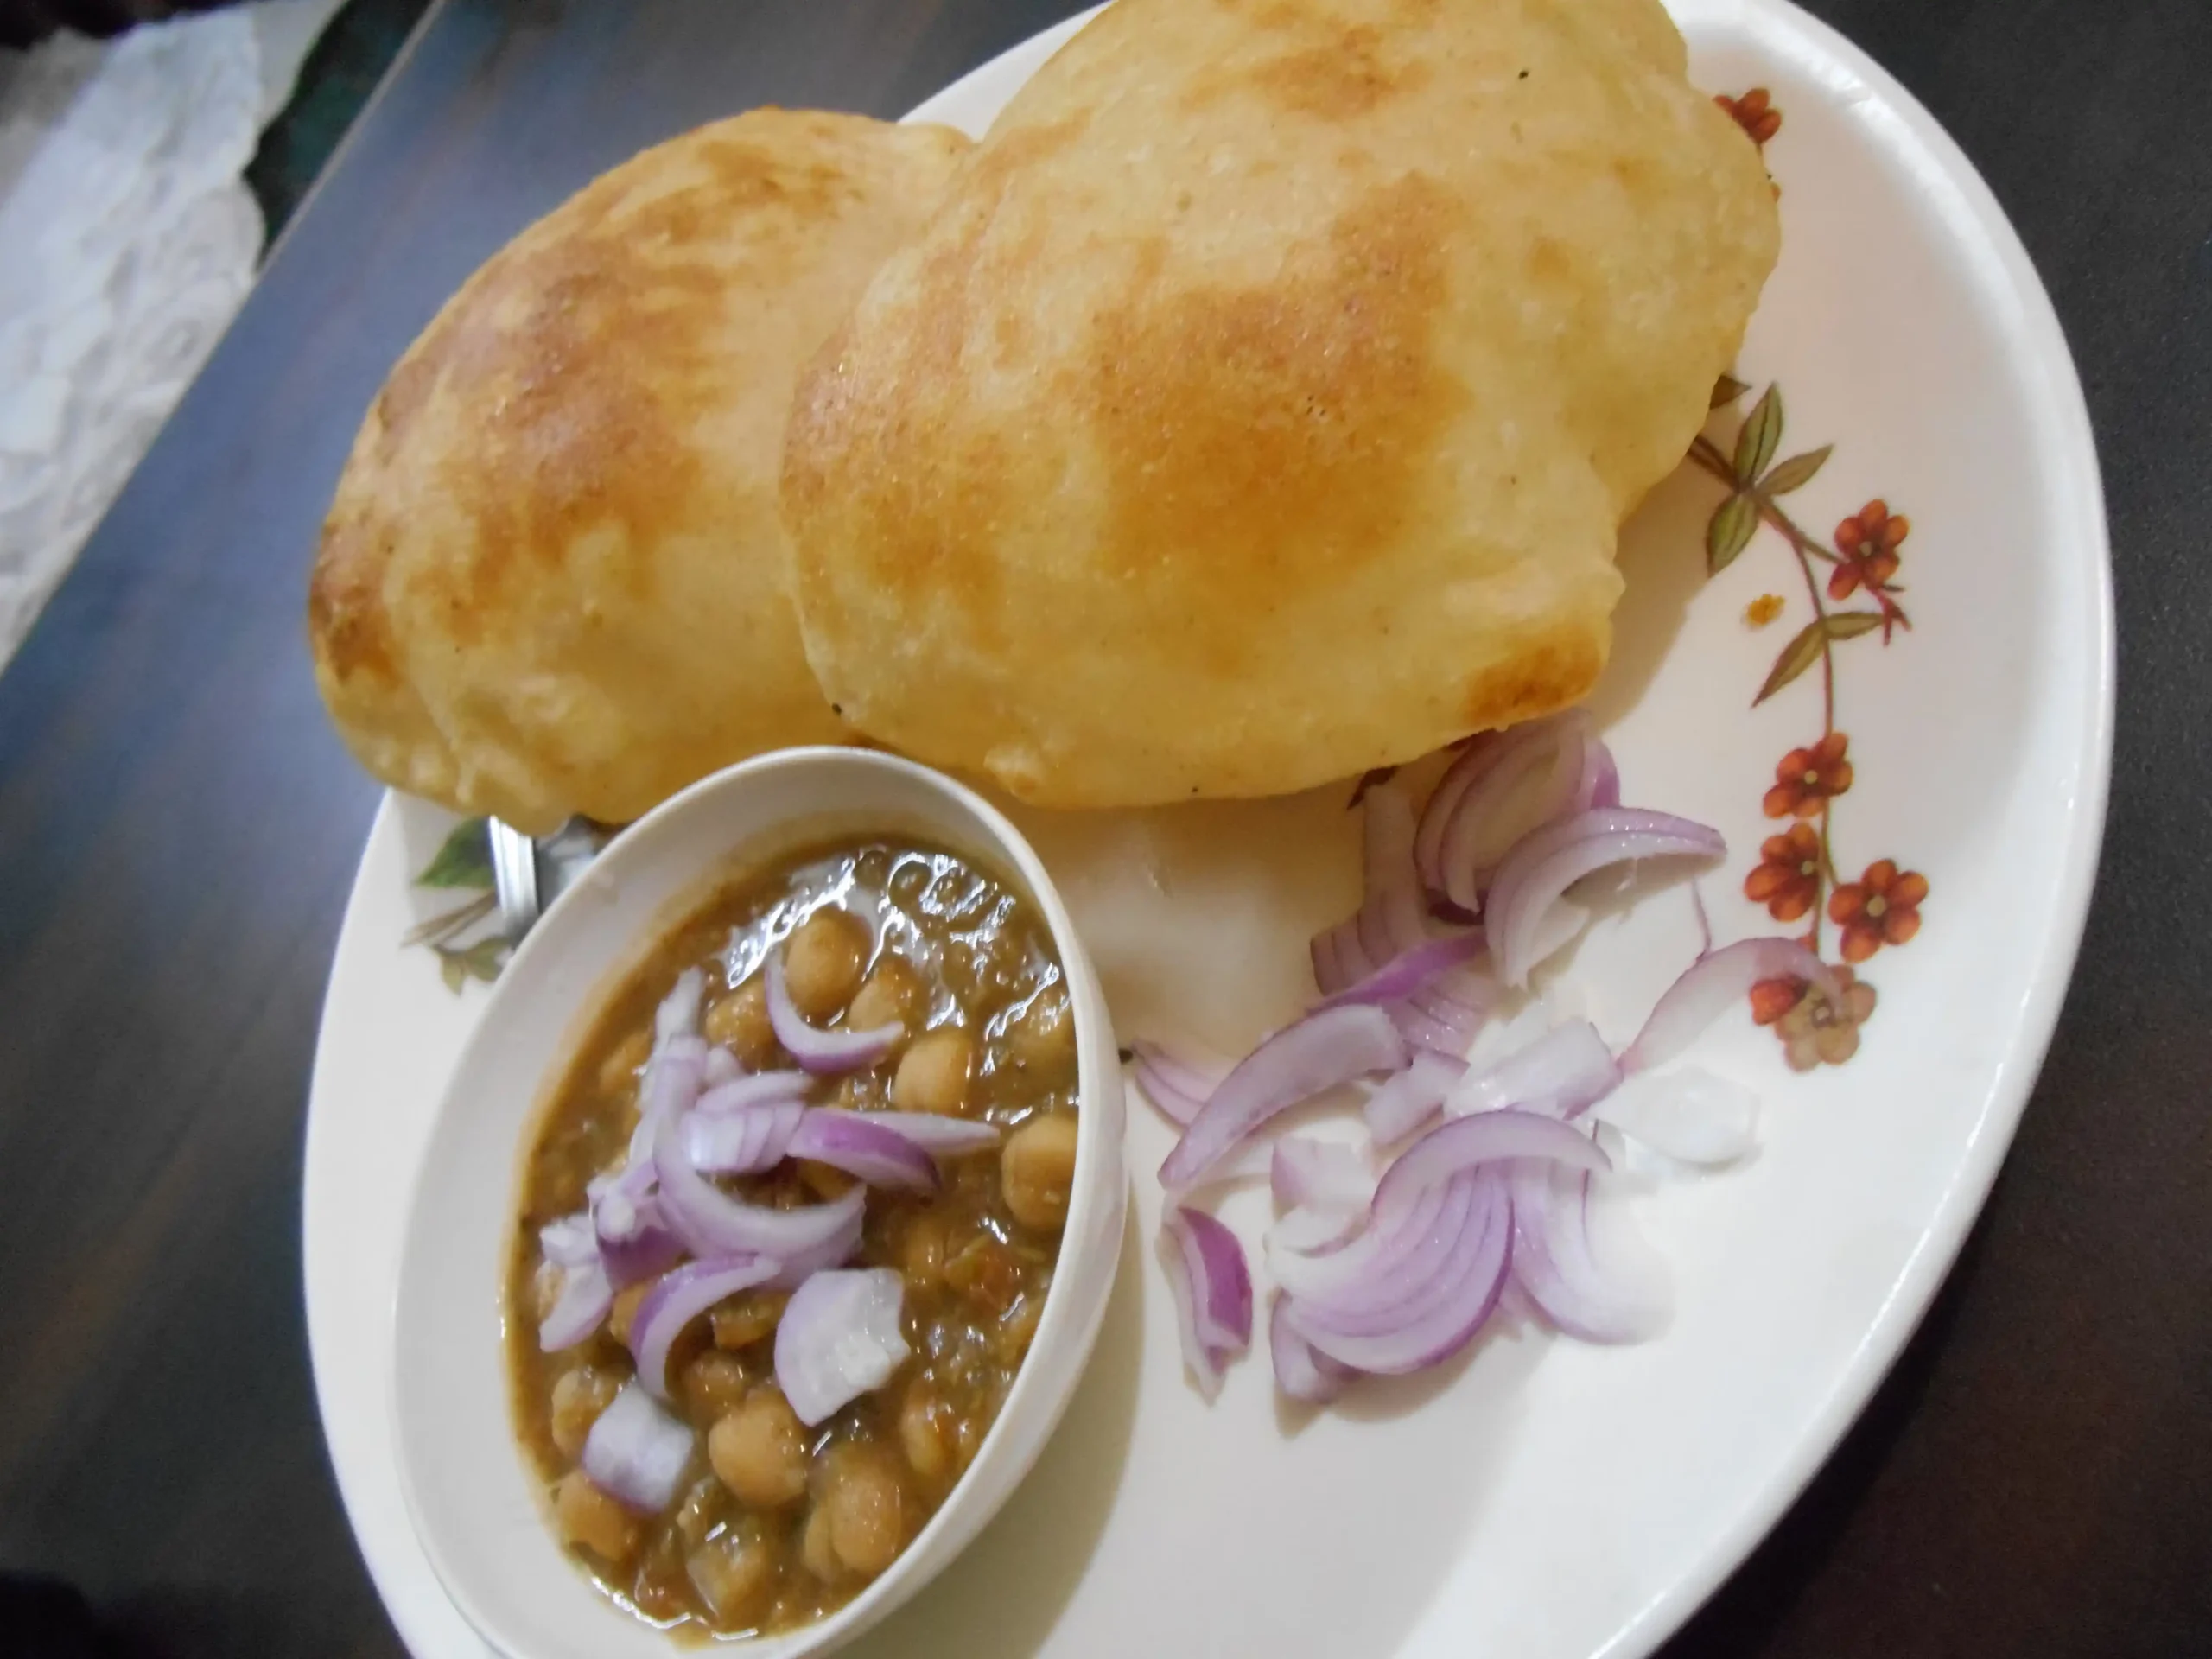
xmin=506 ymin=837 xmax=1081 ymax=1639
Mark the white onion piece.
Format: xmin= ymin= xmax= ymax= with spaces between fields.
xmin=695 ymin=1071 xmax=812 ymax=1116
xmin=1270 ymin=1135 xmax=1374 ymax=1211
xmin=1159 ymin=1004 xmax=1407 ymax=1192
xmin=1597 ymin=1067 xmax=1759 ymax=1166
xmin=654 ymin=969 xmax=706 ymax=1049
xmin=1363 ymin=1050 xmax=1465 ymax=1144
xmin=764 ymin=955 xmax=903 ymax=1074
xmin=1510 ymin=1158 xmax=1668 ymax=1344
xmin=1445 ymin=1019 xmax=1620 ymax=1121
xmin=539 ymin=1212 xmax=598 ymax=1269
xmin=537 ymin=1257 xmax=613 ymax=1352
xmin=1269 ymin=1294 xmax=1353 ymax=1403
xmin=702 ymin=1044 xmax=741 ymax=1087
xmin=787 ymin=1110 xmax=940 ymax=1193
xmin=773 ymin=1268 xmax=911 ymax=1427
xmin=1486 ymin=809 xmax=1726 ymax=988
xmin=1618 ymin=935 xmax=1840 ymax=1074
xmin=806 ymin=1108 xmax=1000 ymax=1158
xmin=683 ymin=1101 xmax=805 ymax=1175
xmin=628 ymin=1256 xmax=779 ymax=1397
xmin=581 ymin=1380 xmax=696 ymax=1514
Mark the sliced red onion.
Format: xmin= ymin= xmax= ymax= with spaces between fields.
xmin=1357 ymin=783 xmax=1430 ymax=962
xmin=589 ymin=1160 xmax=685 ymax=1290
xmin=764 ymin=954 xmax=903 ymax=1074
xmin=1436 ymin=717 xmax=1587 ymax=912
xmin=1510 ymin=1155 xmax=1666 ymax=1344
xmin=702 ymin=1044 xmax=741 ymax=1087
xmin=1389 ymin=1003 xmax=1475 ymax=1058
xmin=1363 ymin=1050 xmax=1465 ymax=1143
xmin=628 ymin=1255 xmax=779 ymax=1397
xmin=623 ymin=1032 xmax=709 ymax=1166
xmin=537 ymin=1256 xmax=613 ymax=1352
xmin=1159 ymin=1208 xmax=1250 ymax=1399
xmin=695 ymin=1071 xmax=812 ymax=1116
xmin=806 ymin=1108 xmax=1001 ymax=1158
xmin=1412 ymin=729 xmax=1512 ymax=894
xmin=683 ymin=1100 xmax=805 ymax=1175
xmin=1269 ymin=1294 xmax=1353 ymax=1403
xmin=1128 ymin=1039 xmax=1229 ymax=1128
xmin=1159 ymin=1004 xmax=1407 ymax=1192
xmin=1286 ymin=1172 xmax=1514 ymax=1374
xmin=1310 ymin=922 xmax=1358 ymax=997
xmin=581 ymin=1380 xmax=696 ymax=1514
xmin=654 ymin=968 xmax=705 ymax=1049
xmin=653 ymin=1081 xmax=868 ymax=1260
xmin=1313 ymin=931 xmax=1485 ymax=1013
xmin=1269 ymin=1174 xmax=1463 ymax=1300
xmin=1576 ymin=734 xmax=1621 ymax=811
xmin=1597 ymin=1067 xmax=1759 ymax=1165
xmin=773 ymin=1267 xmax=911 ymax=1427
xmin=1386 ymin=1103 xmax=1611 ymax=1196
xmin=1618 ymin=935 xmax=1841 ymax=1074
xmin=786 ymin=1110 xmax=940 ymax=1193
xmin=1486 ymin=809 xmax=1726 ymax=988
xmin=1445 ymin=1019 xmax=1621 ymax=1121
xmin=1287 ymin=1173 xmax=1489 ymax=1334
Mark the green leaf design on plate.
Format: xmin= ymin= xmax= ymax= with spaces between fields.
xmin=436 ymin=935 xmax=508 ymax=994
xmin=1710 ymin=372 xmax=1751 ymax=408
xmin=1754 ymin=611 xmax=1887 ymax=704
xmin=1759 ymin=443 xmax=1833 ymax=496
xmin=1707 ymin=492 xmax=1760 ymax=573
xmin=1733 ymin=385 xmax=1783 ymax=486
xmin=416 ymin=817 xmax=493 ymax=889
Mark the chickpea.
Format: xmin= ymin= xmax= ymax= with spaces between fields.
xmin=800 ymin=1502 xmax=839 ymax=1582
xmin=798 ymin=1160 xmax=857 ymax=1199
xmin=549 ymin=1366 xmax=622 ymax=1459
xmin=703 ymin=979 xmax=777 ymax=1068
xmin=552 ymin=1471 xmax=639 ymax=1562
xmin=1001 ymin=1112 xmax=1079 ymax=1230
xmin=893 ymin=1027 xmax=974 ymax=1116
xmin=685 ymin=1350 xmax=753 ymax=1421
xmin=783 ymin=909 xmax=868 ymax=1020
xmin=710 ymin=1290 xmax=787 ymax=1351
xmin=709 ymin=1389 xmax=810 ymax=1510
xmin=686 ymin=1527 xmax=779 ymax=1624
xmin=820 ymin=1444 xmax=905 ymax=1579
xmin=846 ymin=954 xmax=922 ymax=1037
xmin=608 ymin=1282 xmax=650 ymax=1349
xmin=899 ymin=1385 xmax=953 ymax=1484
xmin=1005 ymin=988 xmax=1077 ymax=1080
xmin=900 ymin=1210 xmax=948 ymax=1288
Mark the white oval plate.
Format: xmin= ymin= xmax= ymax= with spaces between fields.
xmin=303 ymin=3 xmax=2112 ymax=1656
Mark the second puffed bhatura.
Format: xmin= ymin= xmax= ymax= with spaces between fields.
xmin=783 ymin=0 xmax=1780 ymax=809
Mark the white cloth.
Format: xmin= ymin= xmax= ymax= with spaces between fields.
xmin=0 ymin=0 xmax=343 ymax=666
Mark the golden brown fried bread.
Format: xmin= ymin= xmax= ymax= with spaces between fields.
xmin=309 ymin=110 xmax=970 ymax=833
xmin=784 ymin=0 xmax=1778 ymax=808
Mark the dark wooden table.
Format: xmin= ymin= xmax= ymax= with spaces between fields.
xmin=0 ymin=1 xmax=2203 ymax=1654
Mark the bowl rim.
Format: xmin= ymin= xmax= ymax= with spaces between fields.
xmin=389 ymin=745 xmax=1128 ymax=1659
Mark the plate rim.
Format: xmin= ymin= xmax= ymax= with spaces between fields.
xmin=302 ymin=3 xmax=2117 ymax=1655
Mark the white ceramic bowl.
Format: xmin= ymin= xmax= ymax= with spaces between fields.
xmin=391 ymin=747 xmax=1128 ymax=1659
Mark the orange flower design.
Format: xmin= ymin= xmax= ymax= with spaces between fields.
xmin=1827 ymin=860 xmax=1929 ymax=963
xmin=1828 ymin=500 xmax=1909 ymax=601
xmin=1752 ymin=967 xmax=1878 ymax=1071
xmin=1715 ymin=87 xmax=1782 ymax=146
xmin=1763 ymin=731 xmax=1853 ymax=820
xmin=1745 ymin=823 xmax=1823 ymax=923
